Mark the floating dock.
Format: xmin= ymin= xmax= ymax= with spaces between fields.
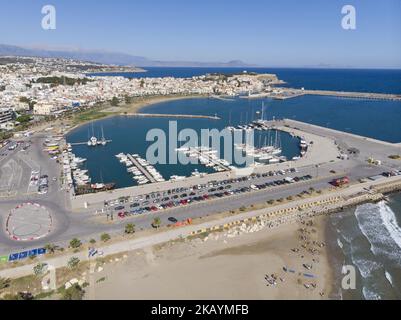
xmin=189 ymin=148 xmax=231 ymax=171
xmin=70 ymin=140 xmax=112 ymax=146
xmin=126 ymin=154 xmax=157 ymax=183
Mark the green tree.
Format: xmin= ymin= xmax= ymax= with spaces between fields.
xmin=62 ymin=284 xmax=85 ymax=300
xmin=110 ymin=96 xmax=119 ymax=106
xmin=89 ymin=239 xmax=96 ymax=245
xmin=125 ymin=223 xmax=136 ymax=234
xmin=124 ymin=95 xmax=132 ymax=104
xmin=100 ymin=233 xmax=111 ymax=242
xmin=19 ymin=96 xmax=30 ymax=104
xmin=0 ymin=131 xmax=13 ymax=143
xmin=16 ymin=115 xmax=31 ymax=123
xmin=67 ymin=257 xmax=80 ymax=269
xmin=69 ymin=238 xmax=82 ymax=249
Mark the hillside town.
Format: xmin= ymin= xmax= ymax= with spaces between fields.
xmin=0 ymin=56 xmax=283 ymax=132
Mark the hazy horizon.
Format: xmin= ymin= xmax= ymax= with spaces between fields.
xmin=1 ymin=0 xmax=401 ymax=68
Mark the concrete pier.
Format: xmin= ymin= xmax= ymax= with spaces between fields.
xmin=274 ymin=88 xmax=401 ymax=101
xmin=123 ymin=113 xmax=221 ymax=120
xmin=302 ymin=89 xmax=401 ymax=101
xmin=242 ymin=88 xmax=401 ymax=101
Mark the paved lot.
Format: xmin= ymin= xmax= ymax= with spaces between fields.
xmin=6 ymin=203 xmax=52 ymax=241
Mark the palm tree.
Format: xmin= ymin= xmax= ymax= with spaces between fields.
xmin=44 ymin=243 xmax=57 ymax=254
xmin=69 ymin=238 xmax=82 ymax=249
xmin=67 ymin=257 xmax=80 ymax=269
xmin=33 ymin=263 xmax=47 ymax=276
xmin=125 ymin=223 xmax=136 ymax=234
xmin=0 ymin=277 xmax=10 ymax=290
xmin=152 ymin=217 xmax=161 ymax=229
xmin=62 ymin=284 xmax=85 ymax=300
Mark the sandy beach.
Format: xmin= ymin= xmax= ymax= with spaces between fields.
xmin=104 ymin=94 xmax=205 ymax=114
xmin=87 ymin=215 xmax=334 ymax=300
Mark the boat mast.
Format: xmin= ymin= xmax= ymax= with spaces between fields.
xmin=261 ymin=102 xmax=264 ymax=121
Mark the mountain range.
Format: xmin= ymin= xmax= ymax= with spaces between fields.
xmin=0 ymin=44 xmax=256 ymax=68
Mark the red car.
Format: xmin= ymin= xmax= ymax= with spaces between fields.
xmin=331 ymin=176 xmax=350 ymax=187
xmin=150 ymin=206 xmax=158 ymax=212
xmin=118 ymin=212 xmax=127 ymax=218
xmin=180 ymin=200 xmax=188 ymax=205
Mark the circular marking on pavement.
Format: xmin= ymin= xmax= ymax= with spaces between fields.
xmin=5 ymin=203 xmax=53 ymax=242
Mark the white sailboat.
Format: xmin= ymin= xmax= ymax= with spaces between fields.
xmin=88 ymin=123 xmax=98 ymax=147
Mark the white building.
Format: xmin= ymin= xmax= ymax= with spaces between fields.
xmin=0 ymin=107 xmax=14 ymax=130
xmin=33 ymin=103 xmax=57 ymax=115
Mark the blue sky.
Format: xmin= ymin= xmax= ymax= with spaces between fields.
xmin=1 ymin=0 xmax=401 ymax=68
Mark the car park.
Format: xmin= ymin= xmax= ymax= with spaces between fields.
xmin=107 ymin=170 xmax=319 ymax=220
